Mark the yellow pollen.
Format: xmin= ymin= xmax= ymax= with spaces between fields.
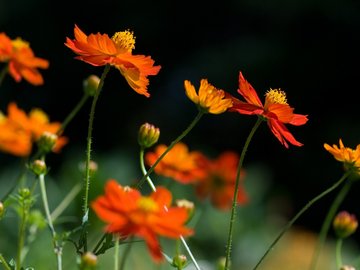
xmin=137 ymin=197 xmax=158 ymax=212
xmin=11 ymin=38 xmax=30 ymax=50
xmin=265 ymin=88 xmax=288 ymax=105
xmin=111 ymin=30 xmax=136 ymax=52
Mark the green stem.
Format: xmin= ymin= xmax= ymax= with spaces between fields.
xmin=82 ymin=65 xmax=110 ymax=251
xmin=114 ymin=237 xmax=119 ymax=270
xmin=39 ymin=172 xmax=62 ymax=270
xmin=336 ymin=238 xmax=343 ymax=268
xmin=136 ymin=110 xmax=204 ymax=189
xmin=119 ymin=237 xmax=133 ymax=270
xmin=1 ymin=160 xmax=27 ymax=202
xmin=309 ymin=176 xmax=352 ymax=270
xmin=225 ymin=117 xmax=263 ymax=270
xmin=92 ymin=233 xmax=108 ymax=254
xmin=0 ymin=254 xmax=11 ymax=270
xmin=139 ymin=149 xmax=201 ymax=270
xmin=16 ymin=197 xmax=27 ymax=269
xmin=57 ymin=93 xmax=90 ymax=136
xmin=252 ymin=170 xmax=352 ymax=270
xmin=0 ymin=65 xmax=8 ymax=87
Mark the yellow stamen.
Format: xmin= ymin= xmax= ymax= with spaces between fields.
xmin=11 ymin=38 xmax=30 ymax=50
xmin=111 ymin=30 xmax=135 ymax=52
xmin=137 ymin=197 xmax=158 ymax=212
xmin=265 ymin=88 xmax=288 ymax=105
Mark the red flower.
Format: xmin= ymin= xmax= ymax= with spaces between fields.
xmin=91 ymin=180 xmax=193 ymax=262
xmin=229 ymin=72 xmax=308 ymax=148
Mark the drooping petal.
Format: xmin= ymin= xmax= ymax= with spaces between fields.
xmin=268 ymin=119 xmax=303 ymax=148
xmin=238 ymin=72 xmax=263 ymax=107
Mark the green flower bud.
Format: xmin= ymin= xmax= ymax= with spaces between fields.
xmin=79 ymin=160 xmax=98 ymax=176
xmin=83 ymin=75 xmax=100 ymax=96
xmin=333 ymin=211 xmax=358 ymax=238
xmin=138 ymin=123 xmax=160 ymax=149
xmin=172 ymin=254 xmax=187 ymax=269
xmin=30 ymin=159 xmax=47 ymax=176
xmin=0 ymin=201 xmax=4 ymax=218
xmin=37 ymin=131 xmax=58 ymax=153
xmin=78 ymin=252 xmax=97 ymax=270
xmin=18 ymin=188 xmax=31 ymax=199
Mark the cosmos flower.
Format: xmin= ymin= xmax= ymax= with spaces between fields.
xmin=91 ymin=179 xmax=193 ymax=262
xmin=65 ymin=25 xmax=161 ymax=97
xmin=0 ymin=32 xmax=49 ymax=85
xmin=184 ymin=79 xmax=233 ymax=114
xmin=229 ymin=72 xmax=308 ymax=148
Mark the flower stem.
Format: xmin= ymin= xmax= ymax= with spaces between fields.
xmin=39 ymin=171 xmax=62 ymax=270
xmin=0 ymin=254 xmax=11 ymax=270
xmin=119 ymin=237 xmax=133 ymax=270
xmin=16 ymin=193 xmax=28 ymax=269
xmin=309 ymin=175 xmax=352 ymax=270
xmin=136 ymin=110 xmax=204 ymax=189
xmin=57 ymin=93 xmax=90 ymax=136
xmin=114 ymin=237 xmax=119 ymax=270
xmin=0 ymin=65 xmax=8 ymax=87
xmin=139 ymin=149 xmax=201 ymax=270
xmin=225 ymin=117 xmax=263 ymax=270
xmin=336 ymin=238 xmax=343 ymax=268
xmin=82 ymin=65 xmax=110 ymax=251
xmin=252 ymin=170 xmax=351 ymax=270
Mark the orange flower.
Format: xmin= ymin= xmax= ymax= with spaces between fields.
xmin=229 ymin=72 xmax=308 ymax=148
xmin=0 ymin=32 xmax=49 ymax=85
xmin=324 ymin=139 xmax=360 ymax=173
xmin=184 ymin=79 xmax=233 ymax=114
xmin=0 ymin=102 xmax=67 ymax=156
xmin=91 ymin=179 xmax=193 ymax=262
xmin=65 ymin=25 xmax=161 ymax=97
xmin=195 ymin=151 xmax=248 ymax=210
xmin=145 ymin=142 xmax=207 ymax=184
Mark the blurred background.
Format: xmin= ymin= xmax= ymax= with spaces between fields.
xmin=1 ymin=0 xmax=360 ymax=269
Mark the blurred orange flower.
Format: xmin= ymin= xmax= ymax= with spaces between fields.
xmin=65 ymin=25 xmax=161 ymax=97
xmin=229 ymin=72 xmax=308 ymax=148
xmin=195 ymin=151 xmax=248 ymax=210
xmin=0 ymin=102 xmax=67 ymax=156
xmin=324 ymin=139 xmax=360 ymax=173
xmin=91 ymin=179 xmax=193 ymax=262
xmin=184 ymin=79 xmax=233 ymax=114
xmin=145 ymin=142 xmax=207 ymax=184
xmin=0 ymin=32 xmax=49 ymax=85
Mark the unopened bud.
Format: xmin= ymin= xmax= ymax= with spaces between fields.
xmin=340 ymin=265 xmax=356 ymax=270
xmin=138 ymin=123 xmax=160 ymax=149
xmin=79 ymin=160 xmax=98 ymax=176
xmin=37 ymin=131 xmax=58 ymax=153
xmin=176 ymin=199 xmax=195 ymax=223
xmin=172 ymin=254 xmax=187 ymax=269
xmin=0 ymin=202 xmax=4 ymax=218
xmin=333 ymin=211 xmax=358 ymax=238
xmin=83 ymin=75 xmax=100 ymax=96
xmin=30 ymin=159 xmax=47 ymax=176
xmin=19 ymin=188 xmax=31 ymax=199
xmin=79 ymin=251 xmax=97 ymax=270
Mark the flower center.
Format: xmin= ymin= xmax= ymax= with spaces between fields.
xmin=111 ymin=30 xmax=135 ymax=52
xmin=265 ymin=88 xmax=288 ymax=105
xmin=11 ymin=38 xmax=29 ymax=50
xmin=137 ymin=197 xmax=158 ymax=212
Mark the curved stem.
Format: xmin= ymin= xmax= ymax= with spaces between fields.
xmin=0 ymin=254 xmax=11 ymax=270
xmin=57 ymin=93 xmax=90 ymax=136
xmin=225 ymin=117 xmax=262 ymax=270
xmin=136 ymin=110 xmax=204 ymax=189
xmin=252 ymin=170 xmax=352 ymax=270
xmin=39 ymin=170 xmax=62 ymax=270
xmin=0 ymin=65 xmax=8 ymax=87
xmin=336 ymin=238 xmax=343 ymax=268
xmin=309 ymin=176 xmax=352 ymax=270
xmin=139 ymin=149 xmax=201 ymax=270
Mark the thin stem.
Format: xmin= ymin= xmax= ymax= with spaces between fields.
xmin=225 ymin=117 xmax=263 ymax=270
xmin=114 ymin=237 xmax=119 ymax=270
xmin=0 ymin=254 xmax=12 ymax=270
xmin=309 ymin=176 xmax=352 ymax=270
xmin=139 ymin=149 xmax=201 ymax=270
xmin=136 ymin=110 xmax=204 ymax=189
xmin=16 ymin=206 xmax=26 ymax=270
xmin=39 ymin=172 xmax=62 ymax=270
xmin=252 ymin=170 xmax=352 ymax=270
xmin=57 ymin=93 xmax=90 ymax=136
xmin=82 ymin=65 xmax=111 ymax=251
xmin=0 ymin=65 xmax=8 ymax=87
xmin=92 ymin=233 xmax=108 ymax=254
xmin=119 ymin=237 xmax=133 ymax=270
xmin=335 ymin=238 xmax=343 ymax=268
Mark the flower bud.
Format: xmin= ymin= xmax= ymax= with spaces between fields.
xmin=83 ymin=75 xmax=100 ymax=96
xmin=138 ymin=123 xmax=160 ymax=149
xmin=79 ymin=160 xmax=98 ymax=176
xmin=333 ymin=211 xmax=358 ymax=238
xmin=30 ymin=159 xmax=47 ymax=176
xmin=18 ymin=188 xmax=31 ymax=199
xmin=0 ymin=201 xmax=4 ymax=218
xmin=37 ymin=131 xmax=58 ymax=153
xmin=172 ymin=254 xmax=187 ymax=269
xmin=79 ymin=251 xmax=97 ymax=270
xmin=216 ymin=257 xmax=227 ymax=270
xmin=340 ymin=265 xmax=356 ymax=270
xmin=176 ymin=199 xmax=195 ymax=223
